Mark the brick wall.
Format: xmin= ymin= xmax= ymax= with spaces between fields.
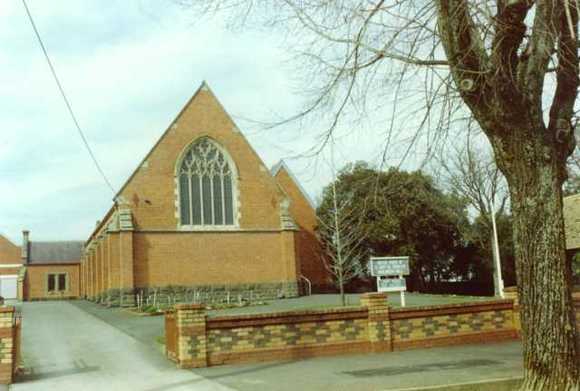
xmin=0 ymin=307 xmax=18 ymax=384
xmin=166 ymin=294 xmax=521 ymax=369
xmin=133 ymin=231 xmax=298 ymax=288
xmin=0 ymin=236 xmax=20 ymax=265
xmin=274 ymin=166 xmax=332 ymax=292
xmin=25 ymin=264 xmax=80 ymax=300
xmin=390 ymin=301 xmax=517 ymax=350
xmin=207 ymin=307 xmax=369 ymax=366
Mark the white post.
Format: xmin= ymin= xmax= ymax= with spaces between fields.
xmin=490 ymin=198 xmax=505 ymax=298
xmin=400 ymin=274 xmax=406 ymax=307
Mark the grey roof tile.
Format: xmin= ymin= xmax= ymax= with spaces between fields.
xmin=28 ymin=241 xmax=83 ymax=264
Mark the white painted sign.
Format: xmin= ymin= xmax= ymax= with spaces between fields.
xmin=377 ymin=278 xmax=406 ymax=292
xmin=369 ymin=256 xmax=410 ymax=276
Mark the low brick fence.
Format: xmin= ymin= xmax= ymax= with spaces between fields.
xmin=0 ymin=307 xmax=21 ymax=384
xmin=390 ymin=300 xmax=517 ymax=350
xmin=165 ymin=293 xmax=520 ymax=368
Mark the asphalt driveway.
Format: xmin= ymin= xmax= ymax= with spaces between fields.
xmin=11 ymin=301 xmax=233 ymax=391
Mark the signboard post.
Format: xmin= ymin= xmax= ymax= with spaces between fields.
xmin=369 ymin=256 xmax=410 ymax=307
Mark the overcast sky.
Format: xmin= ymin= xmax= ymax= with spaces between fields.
xmin=0 ymin=0 xmax=435 ymax=244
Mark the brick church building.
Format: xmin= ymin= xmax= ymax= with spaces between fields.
xmin=0 ymin=83 xmax=330 ymax=304
xmin=79 ymin=83 xmax=330 ymax=305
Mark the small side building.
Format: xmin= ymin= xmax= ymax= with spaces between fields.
xmin=0 ymin=231 xmax=82 ymax=301
xmin=22 ymin=231 xmax=82 ymax=301
xmin=0 ymin=234 xmax=23 ymax=300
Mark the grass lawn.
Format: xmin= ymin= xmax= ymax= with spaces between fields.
xmin=205 ymin=292 xmax=496 ymax=317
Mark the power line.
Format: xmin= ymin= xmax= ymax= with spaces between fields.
xmin=21 ymin=0 xmax=116 ymax=194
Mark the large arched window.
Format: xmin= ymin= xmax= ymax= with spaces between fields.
xmin=178 ymin=138 xmax=236 ymax=226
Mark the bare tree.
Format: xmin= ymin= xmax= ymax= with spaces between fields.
xmin=317 ymin=140 xmax=368 ymax=306
xmin=179 ymin=1 xmax=580 ymax=388
xmin=436 ymin=143 xmax=509 ymax=296
xmin=317 ymin=181 xmax=367 ymax=306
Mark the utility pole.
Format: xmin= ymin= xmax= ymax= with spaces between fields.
xmin=490 ymin=197 xmax=504 ymax=298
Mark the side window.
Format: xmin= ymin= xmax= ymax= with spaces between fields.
xmin=47 ymin=273 xmax=67 ymax=293
xmin=47 ymin=274 xmax=56 ymax=292
xmin=58 ymin=273 xmax=67 ymax=292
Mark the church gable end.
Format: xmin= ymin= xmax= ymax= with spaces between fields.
xmin=117 ymin=82 xmax=283 ymax=231
xmin=79 ymin=84 xmax=302 ymax=307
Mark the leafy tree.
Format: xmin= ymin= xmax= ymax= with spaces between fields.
xmin=317 ymin=162 xmax=469 ymax=291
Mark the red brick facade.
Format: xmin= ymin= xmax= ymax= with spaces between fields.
xmin=273 ymin=163 xmax=332 ymax=292
xmin=0 ymin=236 xmax=20 ymax=266
xmin=24 ymin=264 xmax=80 ymax=301
xmin=80 ymin=83 xmax=323 ymax=305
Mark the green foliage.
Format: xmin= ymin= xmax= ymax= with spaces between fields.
xmin=140 ymin=305 xmax=161 ymax=314
xmin=317 ymin=162 xmax=470 ymax=291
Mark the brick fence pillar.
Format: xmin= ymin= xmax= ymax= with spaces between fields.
xmin=176 ymin=304 xmax=208 ymax=368
xmin=0 ymin=307 xmax=15 ymax=384
xmin=504 ymin=286 xmax=521 ymax=335
xmin=361 ymin=292 xmax=392 ymax=352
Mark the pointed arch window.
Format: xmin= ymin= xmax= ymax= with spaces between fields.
xmin=178 ymin=138 xmax=235 ymax=226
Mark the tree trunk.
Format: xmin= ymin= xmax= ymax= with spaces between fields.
xmin=339 ymin=281 xmax=345 ymax=306
xmin=502 ymin=145 xmax=579 ymax=390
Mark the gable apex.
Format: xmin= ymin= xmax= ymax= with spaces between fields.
xmin=272 ymin=160 xmax=316 ymax=209
xmin=114 ymin=81 xmax=237 ymax=200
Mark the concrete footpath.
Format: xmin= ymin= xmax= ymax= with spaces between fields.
xmin=11 ymin=302 xmax=233 ymax=391
xmin=190 ymin=342 xmax=523 ymax=391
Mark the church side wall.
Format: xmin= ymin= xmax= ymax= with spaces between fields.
xmin=131 ymin=231 xmax=299 ymax=301
xmin=274 ymin=169 xmax=332 ymax=291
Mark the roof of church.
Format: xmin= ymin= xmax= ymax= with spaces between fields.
xmin=271 ymin=160 xmax=316 ymax=209
xmin=28 ymin=241 xmax=83 ymax=264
